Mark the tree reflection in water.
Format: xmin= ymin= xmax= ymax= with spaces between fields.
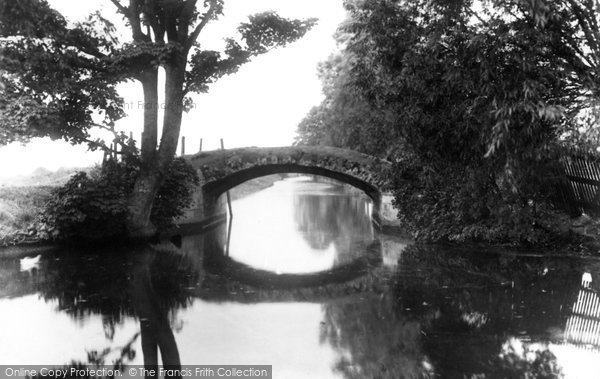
xmin=6 ymin=230 xmax=600 ymax=378
xmin=321 ymin=294 xmax=433 ymax=379
xmin=31 ymin=244 xmax=199 ymax=377
xmin=321 ymin=244 xmax=585 ymax=378
xmin=293 ymin=184 xmax=374 ymax=265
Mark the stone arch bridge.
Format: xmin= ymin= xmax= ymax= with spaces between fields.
xmin=180 ymin=146 xmax=401 ymax=232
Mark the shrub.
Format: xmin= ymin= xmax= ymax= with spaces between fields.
xmin=391 ymin=153 xmax=571 ymax=245
xmin=42 ymin=157 xmax=199 ymax=241
xmin=151 ymin=158 xmax=200 ymax=229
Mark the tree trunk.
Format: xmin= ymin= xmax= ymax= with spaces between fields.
xmin=140 ymin=69 xmax=159 ymax=162
xmin=126 ymin=61 xmax=186 ymax=239
xmin=156 ymin=63 xmax=185 ymax=172
xmin=127 ymin=172 xmax=162 ymax=238
xmin=126 ymin=69 xmax=161 ymax=239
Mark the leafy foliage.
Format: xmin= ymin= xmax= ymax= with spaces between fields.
xmin=42 ymin=157 xmax=199 ymax=241
xmin=295 ymin=52 xmax=397 ymax=158
xmin=296 ymin=0 xmax=600 ymax=243
xmin=1 ymin=0 xmax=316 ymax=235
xmin=392 ymin=154 xmax=573 ymax=244
xmin=0 ymin=0 xmax=125 ymax=147
xmin=0 ymin=0 xmax=316 ymax=149
xmin=150 ymin=158 xmax=199 ymax=229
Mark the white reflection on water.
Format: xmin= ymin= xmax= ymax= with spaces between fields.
xmin=227 ymin=177 xmax=374 ymax=274
xmin=0 ymin=295 xmax=140 ymax=365
xmin=0 ymin=295 xmax=343 ymax=378
xmin=176 ymin=301 xmax=342 ymax=378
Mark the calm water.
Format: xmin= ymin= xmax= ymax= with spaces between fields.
xmin=1 ymin=176 xmax=600 ymax=378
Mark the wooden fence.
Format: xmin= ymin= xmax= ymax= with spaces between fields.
xmin=102 ymin=135 xmax=205 ymax=166
xmin=561 ymin=155 xmax=600 ymax=216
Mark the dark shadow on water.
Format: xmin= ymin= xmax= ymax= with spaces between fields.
xmin=320 ymin=244 xmax=590 ymax=378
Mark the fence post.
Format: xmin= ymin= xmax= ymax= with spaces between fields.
xmin=199 ymin=138 xmax=203 ymax=152
xmin=220 ymin=138 xmax=233 ymax=220
xmin=181 ymin=136 xmax=185 ymax=156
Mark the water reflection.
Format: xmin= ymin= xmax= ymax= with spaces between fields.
xmin=320 ymin=245 xmax=582 ymax=377
xmin=0 ymin=244 xmax=199 ymax=371
xmin=226 ymin=177 xmax=375 ymax=274
xmin=203 ymin=231 xmax=382 ymax=290
xmin=130 ymin=250 xmax=182 ymax=371
xmin=564 ymin=272 xmax=600 ymax=348
xmin=2 ymin=177 xmax=600 ymax=377
xmin=1 ymin=239 xmax=600 ymax=377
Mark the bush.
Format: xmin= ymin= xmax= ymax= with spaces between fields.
xmin=42 ymin=157 xmax=199 ymax=241
xmin=391 ymin=153 xmax=572 ymax=245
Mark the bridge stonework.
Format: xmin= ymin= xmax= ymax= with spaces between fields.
xmin=180 ymin=146 xmax=402 ymax=232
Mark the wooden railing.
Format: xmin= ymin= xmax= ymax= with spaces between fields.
xmin=561 ymin=154 xmax=600 ymax=216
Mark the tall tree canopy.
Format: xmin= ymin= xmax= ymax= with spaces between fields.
xmin=296 ymin=0 xmax=600 ymax=242
xmin=0 ymin=0 xmax=316 ymax=237
xmin=298 ymin=0 xmax=600 ymax=158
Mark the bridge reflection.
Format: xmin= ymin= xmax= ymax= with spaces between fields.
xmin=203 ymin=229 xmax=383 ymax=289
xmin=218 ymin=177 xmax=379 ymax=274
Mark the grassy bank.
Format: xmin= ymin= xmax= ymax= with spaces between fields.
xmin=0 ymin=186 xmax=53 ymax=246
xmin=0 ymin=172 xmax=287 ymax=246
xmin=0 ymin=167 xmax=93 ymax=246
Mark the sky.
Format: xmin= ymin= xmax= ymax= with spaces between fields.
xmin=0 ymin=0 xmax=346 ymax=178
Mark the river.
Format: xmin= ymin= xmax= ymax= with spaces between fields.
xmin=0 ymin=176 xmax=599 ymax=378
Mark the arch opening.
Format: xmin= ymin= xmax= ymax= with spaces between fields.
xmin=202 ymin=163 xmax=382 ymax=206
xmin=206 ymin=173 xmax=379 ymax=275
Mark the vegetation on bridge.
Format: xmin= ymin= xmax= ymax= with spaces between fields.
xmin=189 ymin=146 xmax=393 ymax=196
xmin=295 ymin=0 xmax=600 ymax=245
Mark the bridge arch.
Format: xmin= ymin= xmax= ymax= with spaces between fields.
xmin=203 ymin=164 xmax=381 ymax=203
xmin=181 ymin=146 xmax=401 ymax=232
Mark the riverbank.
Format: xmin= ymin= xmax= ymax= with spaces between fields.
xmin=0 ymin=173 xmax=286 ymax=248
xmin=0 ymin=186 xmax=53 ymax=246
xmin=3 ymin=172 xmax=600 ymax=258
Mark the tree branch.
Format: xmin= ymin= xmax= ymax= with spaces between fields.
xmin=109 ymin=0 xmax=150 ymax=42
xmin=185 ymin=0 xmax=217 ymax=51
xmin=567 ymin=0 xmax=600 ymax=61
xmin=109 ymin=0 xmax=129 ymax=16
xmin=143 ymin=0 xmax=165 ymax=44
xmin=465 ymin=7 xmax=489 ymax=28
xmin=129 ymin=0 xmax=150 ymax=42
xmin=89 ymin=123 xmax=132 ymax=150
xmin=80 ymin=137 xmax=121 ymax=154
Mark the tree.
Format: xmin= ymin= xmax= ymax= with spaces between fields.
xmin=295 ymin=49 xmax=397 ymax=159
xmin=296 ymin=0 xmax=600 ymax=243
xmin=0 ymin=0 xmax=316 ymax=237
